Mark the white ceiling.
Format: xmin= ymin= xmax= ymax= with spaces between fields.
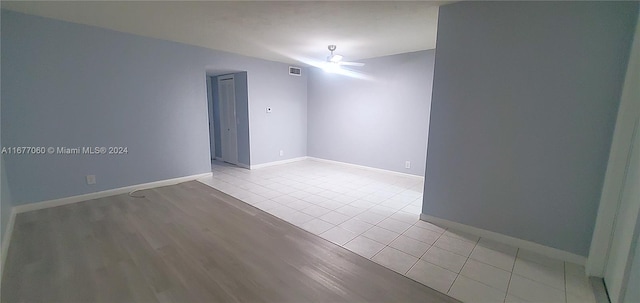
xmin=1 ymin=1 xmax=445 ymax=65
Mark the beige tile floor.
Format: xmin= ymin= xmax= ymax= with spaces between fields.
xmin=198 ymin=159 xmax=596 ymax=303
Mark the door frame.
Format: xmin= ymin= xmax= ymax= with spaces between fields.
xmin=587 ymin=9 xmax=640 ymax=280
xmin=603 ymin=118 xmax=640 ymax=303
xmin=218 ymin=75 xmax=239 ymax=165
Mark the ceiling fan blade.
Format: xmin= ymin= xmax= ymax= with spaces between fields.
xmin=339 ymin=61 xmax=365 ymax=67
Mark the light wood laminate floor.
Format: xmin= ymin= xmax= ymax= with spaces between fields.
xmin=1 ymin=181 xmax=459 ymax=303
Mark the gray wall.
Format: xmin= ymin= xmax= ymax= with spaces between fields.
xmin=209 ymin=76 xmax=223 ymax=159
xmin=308 ymin=50 xmax=435 ymax=176
xmin=422 ymin=1 xmax=638 ymax=256
xmin=250 ymin=67 xmax=307 ymax=164
xmin=1 ymin=156 xmax=13 ymax=245
xmin=0 ymin=11 xmax=10 ymax=243
xmin=1 ymin=10 xmax=307 ymax=205
xmin=234 ymin=72 xmax=250 ymax=166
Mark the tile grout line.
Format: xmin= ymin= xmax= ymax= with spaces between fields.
xmin=443 ymin=229 xmax=472 ymax=295
xmin=453 ymin=237 xmax=490 ymax=295
xmin=447 ymin=270 xmax=462 ymax=294
xmin=564 ymin=261 xmax=568 ymax=303
xmin=504 ymin=247 xmax=519 ymax=302
xmin=404 ymin=255 xmax=421 ymax=275
xmin=463 ymin=251 xmax=519 ymax=289
xmin=452 ymin=237 xmax=514 ymax=299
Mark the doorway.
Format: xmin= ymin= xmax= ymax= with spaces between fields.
xmin=219 ymin=75 xmax=239 ymax=165
xmin=206 ymin=71 xmax=251 ymax=169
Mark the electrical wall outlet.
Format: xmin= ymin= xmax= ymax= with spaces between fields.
xmin=279 ymin=150 xmax=284 ymax=156
xmin=405 ymin=161 xmax=411 ymax=169
xmin=86 ymin=175 xmax=96 ymax=185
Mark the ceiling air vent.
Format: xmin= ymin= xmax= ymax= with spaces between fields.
xmin=289 ymin=66 xmax=302 ymax=76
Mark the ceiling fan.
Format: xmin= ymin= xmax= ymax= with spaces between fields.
xmin=326 ymin=45 xmax=364 ymax=67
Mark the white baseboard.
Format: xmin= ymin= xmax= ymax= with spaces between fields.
xmin=308 ymin=157 xmax=424 ymax=180
xmin=0 ymin=207 xmax=16 ymax=285
xmin=13 ymin=172 xmax=213 ymax=214
xmin=420 ymin=214 xmax=587 ymax=265
xmin=211 ymin=158 xmax=250 ymax=170
xmin=250 ymin=156 xmax=308 ymax=170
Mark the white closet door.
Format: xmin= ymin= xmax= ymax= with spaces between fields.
xmin=218 ymin=76 xmax=238 ymax=165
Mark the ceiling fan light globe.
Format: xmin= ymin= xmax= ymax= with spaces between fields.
xmin=323 ymin=62 xmax=341 ymax=73
xmin=328 ymin=54 xmax=343 ymax=63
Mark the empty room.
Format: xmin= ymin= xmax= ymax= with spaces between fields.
xmin=1 ymin=1 xmax=639 ymax=303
